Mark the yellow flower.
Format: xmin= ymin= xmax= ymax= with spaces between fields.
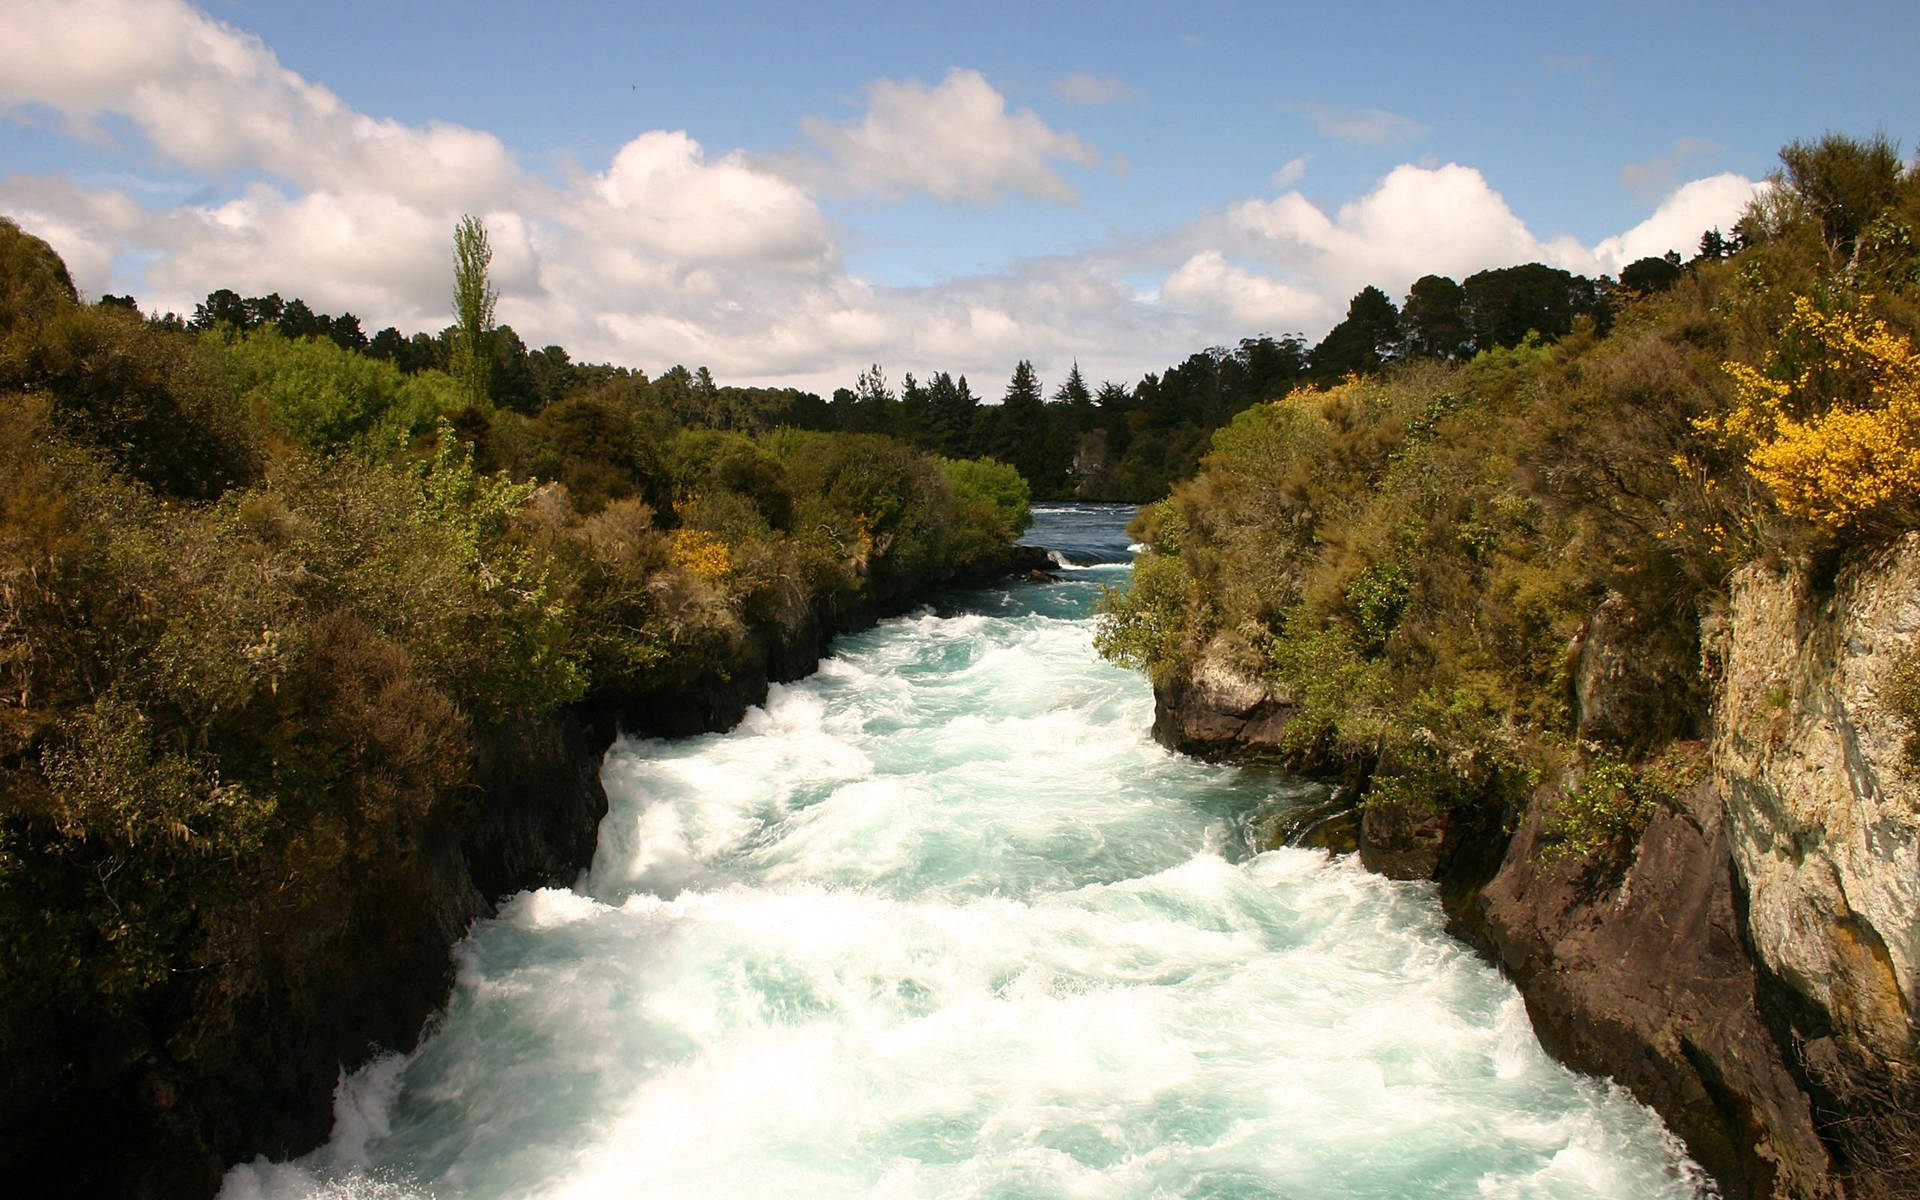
xmin=1707 ymin=300 xmax=1920 ymax=529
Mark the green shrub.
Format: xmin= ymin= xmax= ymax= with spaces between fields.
xmin=1539 ymin=754 xmax=1669 ymax=861
xmin=1093 ymin=553 xmax=1192 ymax=685
xmin=938 ymin=456 xmax=1031 ymax=566
xmin=218 ymin=325 xmax=444 ymax=452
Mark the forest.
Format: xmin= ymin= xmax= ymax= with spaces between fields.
xmin=138 ymin=247 xmax=1644 ymax=506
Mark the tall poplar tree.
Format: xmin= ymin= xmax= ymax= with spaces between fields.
xmin=451 ymin=214 xmax=497 ymax=410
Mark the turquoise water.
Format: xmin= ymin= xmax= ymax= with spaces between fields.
xmin=222 ymin=505 xmax=1709 ymax=1200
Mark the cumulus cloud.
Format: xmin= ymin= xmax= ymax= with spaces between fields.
xmin=577 ymin=131 xmax=833 ymax=267
xmin=1148 ymin=162 xmax=1765 ymax=352
xmin=1225 ymin=163 xmax=1590 ymax=302
xmin=1592 ymin=172 xmax=1765 ymax=270
xmin=1051 ymin=72 xmax=1133 ymax=107
xmin=1288 ymin=102 xmax=1428 ymax=145
xmin=1161 ymin=250 xmax=1327 ymax=329
xmin=0 ymin=0 xmax=1779 ymax=399
xmin=800 ymin=68 xmax=1099 ymax=203
xmin=1 ymin=0 xmax=518 ymax=211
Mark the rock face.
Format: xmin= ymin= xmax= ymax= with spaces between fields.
xmin=1151 ymin=638 xmax=1314 ymax=761
xmin=1717 ymin=544 xmax=1919 ymax=1058
xmin=1457 ymin=779 xmax=1837 ymax=1199
xmin=1715 ymin=539 xmax=1920 ymax=1191
xmin=2 ymin=704 xmax=617 ymax=1200
xmin=1153 ymin=541 xmax=1920 ymax=1198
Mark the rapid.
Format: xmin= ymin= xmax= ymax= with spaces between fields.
xmin=222 ymin=505 xmax=1709 ymax=1200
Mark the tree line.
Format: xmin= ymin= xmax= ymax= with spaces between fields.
xmin=126 ymin=244 xmax=1706 ymax=505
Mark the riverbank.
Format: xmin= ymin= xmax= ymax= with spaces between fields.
xmin=1149 ymin=535 xmax=1920 ymax=1198
xmin=8 ymin=543 xmax=1051 ymax=1200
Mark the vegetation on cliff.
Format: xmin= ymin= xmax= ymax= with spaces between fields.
xmin=1096 ymin=133 xmax=1920 ymax=1189
xmin=0 ymin=214 xmax=1031 ymax=1184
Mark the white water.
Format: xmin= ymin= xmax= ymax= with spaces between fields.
xmin=223 ymin=506 xmax=1710 ymax=1200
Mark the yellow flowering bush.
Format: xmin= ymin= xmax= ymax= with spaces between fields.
xmin=1713 ymin=297 xmax=1920 ymax=530
xmin=668 ymin=528 xmax=733 ymax=581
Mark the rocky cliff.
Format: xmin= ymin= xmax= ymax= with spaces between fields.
xmin=1152 ymin=538 xmax=1920 ymax=1199
xmin=1714 ymin=537 xmax=1920 ymax=1194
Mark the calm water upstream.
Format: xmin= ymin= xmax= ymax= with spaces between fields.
xmin=223 ymin=504 xmax=1709 ymax=1200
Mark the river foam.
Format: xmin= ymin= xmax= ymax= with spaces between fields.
xmin=222 ymin=507 xmax=1709 ymax=1200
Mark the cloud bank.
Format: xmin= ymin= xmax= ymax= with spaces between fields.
xmin=2 ymin=0 xmax=1764 ymax=394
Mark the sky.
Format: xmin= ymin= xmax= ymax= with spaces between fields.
xmin=3 ymin=0 xmax=1917 ymax=396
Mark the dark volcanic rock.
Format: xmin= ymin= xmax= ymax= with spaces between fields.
xmin=1357 ymin=795 xmax=1456 ymax=880
xmin=1151 ymin=641 xmax=1321 ymax=764
xmin=1453 ymin=780 xmax=1838 ymax=1200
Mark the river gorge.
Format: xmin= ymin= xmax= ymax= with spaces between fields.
xmin=214 ymin=506 xmax=1709 ymax=1199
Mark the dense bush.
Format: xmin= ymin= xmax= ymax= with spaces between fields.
xmin=0 ymin=215 xmax=1035 ymax=1133
xmin=1095 ymin=133 xmax=1920 ymax=861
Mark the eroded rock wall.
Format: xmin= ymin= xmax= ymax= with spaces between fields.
xmin=1716 ymin=540 xmax=1920 ymax=1062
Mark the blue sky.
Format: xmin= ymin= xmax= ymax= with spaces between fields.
xmin=4 ymin=0 xmax=1916 ymax=393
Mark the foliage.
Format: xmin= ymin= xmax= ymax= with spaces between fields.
xmin=217 ymin=325 xmax=452 ymax=452
xmin=669 ymin=528 xmax=733 ymax=582
xmin=451 ymin=214 xmax=497 ymax=412
xmin=1538 ymin=754 xmax=1670 ymax=861
xmin=1620 ymin=255 xmax=1684 ymax=294
xmin=1093 ymin=553 xmax=1192 ymax=686
xmin=938 ymin=456 xmax=1032 ymax=566
xmin=0 ymin=216 xmax=1033 ymax=1088
xmin=1712 ymin=297 xmax=1920 ymax=531
xmin=1778 ymin=133 xmax=1906 ymax=261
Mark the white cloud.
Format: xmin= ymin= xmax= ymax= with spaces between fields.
xmin=1225 ymin=163 xmax=1589 ymax=302
xmin=1161 ymin=250 xmax=1327 ymax=330
xmin=0 ymin=0 xmax=1781 ymax=400
xmin=800 ymin=68 xmax=1099 ymax=203
xmin=578 ymin=131 xmax=833 ymax=267
xmin=1051 ymin=72 xmax=1132 ymax=107
xmin=1 ymin=0 xmax=518 ymax=211
xmin=1288 ymin=102 xmax=1428 ymax=145
xmin=1592 ymin=173 xmax=1765 ymax=271
xmin=1270 ymin=156 xmax=1311 ymax=189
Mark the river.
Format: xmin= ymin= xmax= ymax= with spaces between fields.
xmin=222 ymin=504 xmax=1709 ymax=1200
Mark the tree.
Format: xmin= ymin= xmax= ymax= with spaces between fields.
xmin=277 ymin=297 xmax=324 ymax=340
xmin=926 ymin=371 xmax=978 ymax=457
xmin=1619 ymin=256 xmax=1684 ymax=294
xmin=1460 ymin=263 xmax=1606 ymax=352
xmin=852 ymin=363 xmax=894 ymax=434
xmin=244 ymin=292 xmax=284 ymax=330
xmin=1399 ymin=275 xmax=1472 ymax=360
xmin=451 ymin=214 xmax=498 ymax=411
xmin=189 ymin=288 xmax=249 ymax=332
xmin=1311 ymin=285 xmax=1400 ymax=379
xmin=1778 ymin=133 xmax=1905 ymax=262
xmin=489 ymin=324 xmax=538 ymax=414
xmin=898 ymin=371 xmax=933 ymax=447
xmin=1237 ymin=334 xmax=1309 ymax=397
xmin=329 ymin=312 xmax=368 ymax=351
